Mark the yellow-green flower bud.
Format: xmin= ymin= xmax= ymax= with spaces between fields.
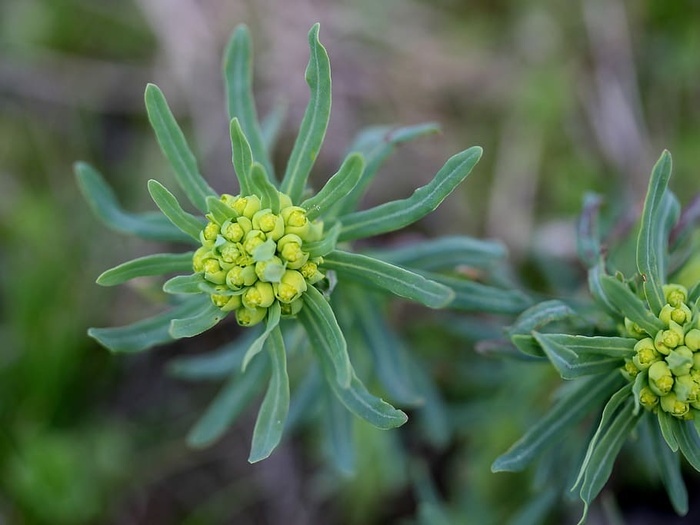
xmin=218 ymin=242 xmax=244 ymax=264
xmin=281 ymin=206 xmax=311 ymax=238
xmin=686 ymin=329 xmax=700 ymax=351
xmin=278 ymin=192 xmax=292 ymax=210
xmin=632 ymin=338 xmax=660 ymax=371
xmin=622 ymin=359 xmax=639 ymax=379
xmin=255 ymin=256 xmax=286 ymax=283
xmin=659 ymin=303 xmax=693 ymax=326
xmin=211 ymin=292 xmax=242 ymax=312
xmin=236 ymin=306 xmax=267 ymax=327
xmin=649 ymin=361 xmax=674 ymax=396
xmin=220 ymin=193 xmax=239 ymax=212
xmin=624 ymin=318 xmax=647 ymax=339
xmin=654 ymin=321 xmax=684 ymax=355
xmin=192 ymin=246 xmax=212 ymax=273
xmin=660 ymin=392 xmax=689 ymax=418
xmin=221 ymin=219 xmax=246 ymax=242
xmin=252 ymin=209 xmax=285 ymax=241
xmin=203 ymin=221 xmax=220 ymax=241
xmin=639 ymin=386 xmax=659 ymax=410
xmin=277 ymin=234 xmax=308 ymax=269
xmin=666 ymin=346 xmax=694 ymax=376
xmin=300 ymin=261 xmax=324 ymax=284
xmin=226 ymin=265 xmax=257 ymax=290
xmin=280 ymin=297 xmax=304 ymax=317
xmin=242 ymin=281 xmax=275 ymax=309
xmin=203 ymin=258 xmax=227 ymax=284
xmin=663 ymin=284 xmax=688 ymax=308
xmin=674 ymin=375 xmax=700 ymax=403
xmin=232 ymin=195 xmax=262 ymax=218
xmin=274 ymin=270 xmax=308 ymax=303
xmin=243 ymin=230 xmax=267 ymax=255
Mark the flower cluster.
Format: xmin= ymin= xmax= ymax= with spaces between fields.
xmin=194 ymin=192 xmax=325 ymax=326
xmin=623 ymin=284 xmax=700 ymax=418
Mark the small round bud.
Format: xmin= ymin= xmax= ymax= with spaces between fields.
xmin=633 ymin=338 xmax=660 ymax=370
xmin=203 ymin=221 xmax=220 ymax=241
xmin=221 ymin=220 xmax=246 ymax=242
xmin=220 ymin=193 xmax=239 ymax=211
xmin=639 ymin=386 xmax=659 ymax=410
xmin=623 ymin=360 xmax=639 ymax=379
xmin=624 ymin=318 xmax=647 ymax=339
xmin=660 ymin=392 xmax=689 ymax=418
xmin=218 ymin=242 xmax=243 ymax=264
xmin=242 ymin=281 xmax=275 ymax=309
xmin=300 ymin=261 xmax=324 ymax=284
xmin=281 ymin=206 xmax=311 ymax=238
xmin=252 ymin=209 xmax=285 ymax=241
xmin=666 ymin=346 xmax=694 ymax=376
xmin=674 ymin=375 xmax=700 ymax=403
xmin=654 ymin=322 xmax=684 ymax=355
xmin=278 ymin=234 xmax=308 ymax=269
xmin=236 ymin=306 xmax=267 ymax=327
xmin=663 ymin=284 xmax=688 ymax=308
xmin=660 ymin=303 xmax=693 ymax=326
xmin=232 ymin=195 xmax=262 ymax=218
xmin=211 ymin=292 xmax=241 ymax=312
xmin=274 ymin=270 xmax=308 ymax=303
xmin=255 ymin=256 xmax=286 ymax=283
xmin=243 ymin=230 xmax=267 ymax=255
xmin=192 ymin=246 xmax=212 ymax=273
xmin=649 ymin=361 xmax=674 ymax=396
xmin=280 ymin=297 xmax=304 ymax=317
xmin=685 ymin=329 xmax=700 ymax=351
xmin=226 ymin=265 xmax=257 ymax=290
xmin=203 ymin=259 xmax=227 ymax=285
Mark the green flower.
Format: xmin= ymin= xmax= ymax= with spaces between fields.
xmin=493 ymin=151 xmax=700 ymax=523
xmin=75 ymin=23 xmax=491 ymax=465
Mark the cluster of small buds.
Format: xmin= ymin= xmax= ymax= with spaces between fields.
xmin=623 ymin=284 xmax=700 ymax=419
xmin=192 ymin=192 xmax=325 ymax=326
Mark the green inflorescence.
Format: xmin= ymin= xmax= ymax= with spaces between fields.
xmin=623 ymin=283 xmax=700 ymax=419
xmin=193 ymin=191 xmax=325 ymax=326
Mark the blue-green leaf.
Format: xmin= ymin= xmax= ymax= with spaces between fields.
xmin=223 ymin=25 xmax=274 ymax=180
xmin=147 ymin=180 xmax=204 ymax=240
xmin=163 ymin=273 xmax=206 ymax=294
xmin=299 ymin=284 xmax=351 ymax=388
xmin=88 ymin=297 xmax=209 ymax=353
xmin=260 ymin=101 xmax=287 ymax=154
xmin=75 ymin=162 xmax=190 ymax=242
xmin=658 ymin=410 xmax=679 ymax=452
xmin=322 ymin=382 xmax=356 ymax=475
xmin=672 ymin=419 xmax=700 ymax=472
xmin=599 ymin=275 xmax=664 ymax=335
xmin=646 ymin=416 xmax=688 ymax=516
xmin=301 ymin=153 xmax=364 ymax=220
xmin=588 ymin=261 xmax=618 ymax=316
xmin=337 ymin=146 xmax=482 ymax=242
xmin=144 ymin=84 xmax=216 ymax=212
xmin=533 ymin=333 xmax=631 ymax=379
xmin=187 ymin=355 xmax=268 ymax=448
xmin=169 ymin=301 xmax=226 ymax=339
xmin=507 ymin=300 xmax=576 ymax=338
xmin=229 ymin=117 xmax=254 ymax=195
xmin=97 ymin=252 xmax=193 ymax=286
xmin=323 ymin=250 xmax=454 ymax=309
xmin=492 ymin=373 xmax=624 ymax=472
xmin=336 ymin=122 xmax=440 ymax=216
xmin=637 ymin=151 xmax=673 ymax=315
xmin=370 ymin=236 xmax=507 ymax=272
xmin=242 ymin=302 xmax=281 ymax=371
xmin=249 ymin=327 xmax=289 ymax=463
xmin=577 ymin=193 xmax=604 ymax=269
xmin=250 ymin=162 xmax=280 ymax=213
xmin=280 ymin=23 xmax=332 ymax=202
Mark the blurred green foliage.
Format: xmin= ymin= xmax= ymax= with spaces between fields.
xmin=2 ymin=0 xmax=700 ymax=523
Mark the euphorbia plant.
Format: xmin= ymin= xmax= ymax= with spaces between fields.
xmin=76 ymin=23 xmax=521 ymax=465
xmin=493 ymin=151 xmax=700 ymax=522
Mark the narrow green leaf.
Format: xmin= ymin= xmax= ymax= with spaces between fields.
xmin=646 ymin=417 xmax=688 ymax=516
xmin=410 ymin=358 xmax=451 ymax=448
xmin=75 ymin=162 xmax=190 ymax=242
xmin=421 ymin=272 xmax=531 ymax=314
xmin=299 ymin=285 xmax=351 ymax=388
xmin=511 ymin=334 xmax=546 ymax=358
xmin=147 ymin=180 xmax=204 ymax=240
xmin=249 ymin=327 xmax=289 ymax=463
xmin=206 ymin=195 xmax=235 ymax=225
xmin=281 ymin=23 xmax=332 ymax=202
xmin=672 ymin=419 xmax=700 ymax=472
xmin=260 ymin=101 xmax=287 ymax=154
xmin=336 ymin=122 xmax=440 ymax=216
xmin=304 ymin=222 xmax=341 ymax=258
xmin=163 ymin=273 xmax=205 ymax=294
xmin=599 ymin=275 xmax=665 ymax=335
xmin=250 ymin=162 xmax=280 ymax=213
xmin=223 ymin=25 xmax=274 ymax=180
xmin=144 ymin=84 xmax=216 ymax=212
xmin=301 ymin=153 xmax=365 ymax=220
xmin=88 ymin=297 xmax=208 ymax=353
xmin=169 ymin=301 xmax=226 ymax=339
xmin=508 ymin=300 xmax=576 ymax=337
xmin=370 ymin=236 xmax=507 ymax=272
xmin=533 ymin=333 xmax=631 ymax=379
xmin=572 ymin=384 xmax=633 ymax=491
xmin=337 ymin=146 xmax=482 ymax=242
xmin=632 ymin=369 xmax=648 ymax=415
xmin=323 ymin=250 xmax=454 ymax=309
xmin=637 ymin=151 xmax=673 ymax=315
xmin=658 ymin=410 xmax=679 ymax=452
xmin=578 ymin=399 xmax=639 ymax=516
xmin=229 ymin=117 xmax=254 ymax=195
xmin=285 ymin=363 xmax=322 ymax=431
xmin=492 ymin=373 xmax=624 ymax=472
xmin=577 ymin=193 xmax=604 ymax=269
xmin=168 ymin=328 xmax=262 ymax=380
xmin=322 ymin=382 xmax=356 ymax=475
xmin=187 ymin=355 xmax=268 ymax=448
xmin=588 ymin=261 xmax=619 ymax=316
xmin=301 ymin=308 xmax=407 ymax=430
xmin=97 ymin=252 xmax=193 ymax=286
xmin=242 ymin=302 xmax=281 ymax=371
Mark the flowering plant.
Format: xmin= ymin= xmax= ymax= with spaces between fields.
xmin=493 ymin=151 xmax=700 ymax=522
xmin=76 ymin=23 xmax=524 ymax=465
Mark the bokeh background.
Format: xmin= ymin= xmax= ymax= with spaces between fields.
xmin=2 ymin=0 xmax=700 ymax=523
